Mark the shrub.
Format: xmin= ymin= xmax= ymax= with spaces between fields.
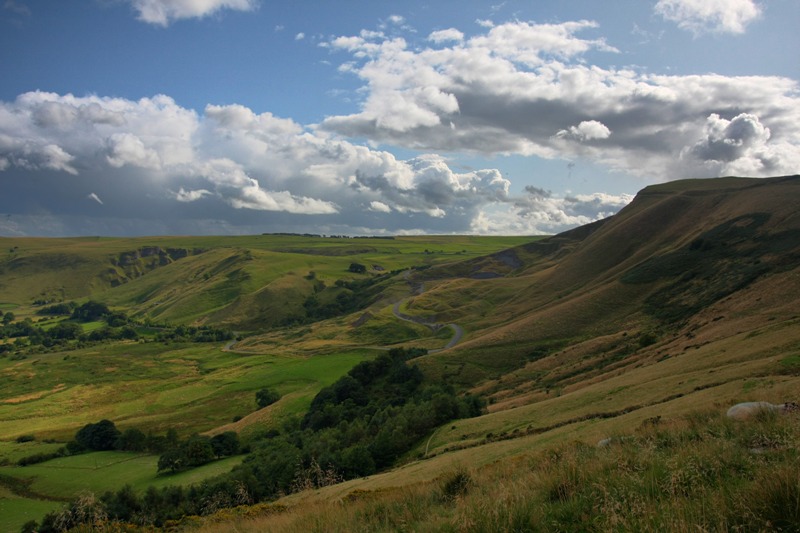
xmin=440 ymin=468 xmax=473 ymax=502
xmin=256 ymin=388 xmax=281 ymax=409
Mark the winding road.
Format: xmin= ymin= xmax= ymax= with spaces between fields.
xmin=391 ymin=299 xmax=464 ymax=353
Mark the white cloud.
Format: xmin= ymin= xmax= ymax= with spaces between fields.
xmin=368 ymin=200 xmax=392 ymax=213
xmin=680 ymin=112 xmax=799 ymax=176
xmin=322 ymin=20 xmax=800 ymax=181
xmin=295 ymin=32 xmax=305 ymax=40
xmin=428 ymin=28 xmax=464 ymax=43
xmin=87 ymin=192 xmax=103 ymax=205
xmin=556 ymin=120 xmax=611 ymax=142
xmin=173 ymin=187 xmax=212 ymax=202
xmin=471 ymin=190 xmax=634 ymax=235
xmin=655 ymin=0 xmax=762 ymax=35
xmin=106 ymin=132 xmax=162 ymax=169
xmin=129 ymin=0 xmax=257 ymax=26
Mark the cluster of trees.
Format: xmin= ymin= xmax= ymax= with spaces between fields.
xmin=28 ymin=348 xmax=483 ymax=531
xmin=0 ymin=317 xmax=136 ymax=354
xmin=17 ymin=420 xmax=181 ymax=466
xmin=300 ymin=274 xmax=389 ymax=323
xmin=19 ymin=418 xmax=240 ymax=475
xmin=157 ymin=432 xmax=240 ymax=473
xmin=18 ymin=420 xmax=186 ymax=466
xmin=152 ymin=325 xmax=234 ymax=343
xmin=1 ymin=301 xmax=233 ymax=356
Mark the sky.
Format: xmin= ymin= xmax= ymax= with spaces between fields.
xmin=1 ymin=0 xmax=798 ymax=237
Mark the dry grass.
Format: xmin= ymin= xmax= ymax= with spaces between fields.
xmin=181 ymin=408 xmax=800 ymax=533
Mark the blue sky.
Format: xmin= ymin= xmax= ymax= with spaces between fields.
xmin=1 ymin=0 xmax=798 ymax=236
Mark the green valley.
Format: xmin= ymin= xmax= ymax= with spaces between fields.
xmin=1 ymin=176 xmax=799 ymax=532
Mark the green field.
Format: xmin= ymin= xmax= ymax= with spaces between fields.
xmin=0 ymin=451 xmax=245 ymax=498
xmin=0 ymin=451 xmax=245 ymax=532
xmin=0 ymin=342 xmax=373 ymax=441
xmin=0 ymin=339 xmax=374 ymax=532
xmin=0 ymin=488 xmax=61 ymax=533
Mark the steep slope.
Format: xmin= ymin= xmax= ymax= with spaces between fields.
xmin=412 ymin=175 xmax=800 ymax=392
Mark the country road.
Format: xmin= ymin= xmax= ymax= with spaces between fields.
xmin=391 ymin=301 xmax=464 ymax=352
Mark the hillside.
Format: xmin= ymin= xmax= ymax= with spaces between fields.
xmin=0 ymin=235 xmax=531 ymax=331
xmin=407 ymin=176 xmax=800 ymax=393
xmin=1 ymin=176 xmax=799 ymax=532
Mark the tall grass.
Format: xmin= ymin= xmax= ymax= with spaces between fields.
xmin=187 ymin=409 xmax=799 ymax=532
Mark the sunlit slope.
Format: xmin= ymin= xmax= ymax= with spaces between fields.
xmin=0 ymin=235 xmax=532 ymax=329
xmin=411 ymin=175 xmax=800 ymax=386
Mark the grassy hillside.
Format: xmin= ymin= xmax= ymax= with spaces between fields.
xmin=2 ymin=176 xmax=799 ymax=532
xmin=0 ymin=235 xmax=532 ymax=331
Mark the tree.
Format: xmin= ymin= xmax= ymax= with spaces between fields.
xmin=256 ymin=387 xmax=281 ymax=409
xmin=210 ymin=432 xmax=240 ymax=458
xmin=157 ymin=448 xmax=183 ymax=473
xmin=2 ymin=311 xmax=14 ymax=325
xmin=71 ymin=301 xmax=111 ymax=322
xmin=183 ymin=435 xmax=215 ymax=467
xmin=348 ymin=262 xmax=366 ymax=274
xmin=75 ymin=419 xmax=120 ymax=451
xmin=115 ymin=428 xmax=147 ymax=452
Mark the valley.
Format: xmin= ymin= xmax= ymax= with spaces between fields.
xmin=1 ymin=176 xmax=799 ymax=532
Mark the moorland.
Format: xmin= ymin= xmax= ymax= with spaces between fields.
xmin=0 ymin=175 xmax=798 ymax=532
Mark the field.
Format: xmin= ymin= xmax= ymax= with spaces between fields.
xmin=0 ymin=341 xmax=374 ymax=441
xmin=0 ymin=340 xmax=374 ymax=531
xmin=0 ymin=451 xmax=245 ymax=532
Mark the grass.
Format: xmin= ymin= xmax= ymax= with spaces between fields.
xmin=0 ymin=341 xmax=373 ymax=441
xmin=0 ymin=487 xmax=61 ymax=533
xmin=0 ymin=235 xmax=534 ymax=331
xmin=0 ymin=451 xmax=245 ymax=500
xmin=0 ymin=452 xmax=245 ymax=532
xmin=189 ymin=409 xmax=800 ymax=533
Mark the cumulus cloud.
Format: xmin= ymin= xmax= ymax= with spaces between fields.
xmin=471 ymin=189 xmax=634 ymax=235
xmin=428 ymin=28 xmax=464 ymax=43
xmin=321 ymin=19 xmax=800 ymax=181
xmin=680 ymin=112 xmax=797 ymax=176
xmin=655 ymin=0 xmax=762 ymax=35
xmin=556 ymin=120 xmax=611 ymax=142
xmin=368 ymin=200 xmax=392 ymax=213
xmin=128 ymin=0 xmax=257 ymax=26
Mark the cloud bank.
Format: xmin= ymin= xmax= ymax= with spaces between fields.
xmin=0 ymin=91 xmax=624 ymax=236
xmin=2 ymin=17 xmax=798 ymax=237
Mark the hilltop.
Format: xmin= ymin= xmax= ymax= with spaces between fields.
xmin=1 ymin=175 xmax=799 ymax=532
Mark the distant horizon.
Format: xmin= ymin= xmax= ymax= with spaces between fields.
xmin=2 ymin=0 xmax=798 ymax=237
xmin=4 ymin=173 xmax=798 ymax=239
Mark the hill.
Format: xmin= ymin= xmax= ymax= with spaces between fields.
xmin=1 ymin=175 xmax=799 ymax=532
xmin=0 ymin=235 xmax=531 ymax=331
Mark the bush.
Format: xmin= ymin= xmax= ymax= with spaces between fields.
xmin=256 ymin=388 xmax=281 ymax=409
